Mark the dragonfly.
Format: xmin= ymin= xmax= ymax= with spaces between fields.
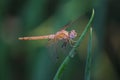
xmin=18 ymin=16 xmax=82 ymax=46
xmin=19 ymin=28 xmax=77 ymax=46
xmin=19 ymin=17 xmax=81 ymax=60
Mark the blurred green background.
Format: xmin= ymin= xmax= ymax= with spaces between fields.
xmin=0 ymin=0 xmax=120 ymax=80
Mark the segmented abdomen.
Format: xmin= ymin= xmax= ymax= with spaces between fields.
xmin=19 ymin=34 xmax=55 ymax=40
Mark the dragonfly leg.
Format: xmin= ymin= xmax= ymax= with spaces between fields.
xmin=69 ymin=38 xmax=77 ymax=42
xmin=69 ymin=39 xmax=77 ymax=47
xmin=61 ymin=41 xmax=67 ymax=48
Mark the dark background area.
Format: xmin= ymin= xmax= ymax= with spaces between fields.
xmin=0 ymin=0 xmax=120 ymax=80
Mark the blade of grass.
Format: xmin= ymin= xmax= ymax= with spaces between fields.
xmin=53 ymin=9 xmax=94 ymax=80
xmin=85 ymin=27 xmax=93 ymax=80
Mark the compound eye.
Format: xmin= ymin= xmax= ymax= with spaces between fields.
xmin=69 ymin=30 xmax=77 ymax=39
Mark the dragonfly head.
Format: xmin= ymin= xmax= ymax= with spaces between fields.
xmin=69 ymin=30 xmax=77 ymax=39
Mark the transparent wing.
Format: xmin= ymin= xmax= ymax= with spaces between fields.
xmin=46 ymin=39 xmax=72 ymax=63
xmin=60 ymin=14 xmax=83 ymax=31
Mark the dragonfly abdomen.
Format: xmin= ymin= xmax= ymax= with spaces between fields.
xmin=19 ymin=34 xmax=55 ymax=40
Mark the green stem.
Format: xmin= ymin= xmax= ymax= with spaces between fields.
xmin=85 ymin=27 xmax=93 ymax=80
xmin=53 ymin=9 xmax=95 ymax=80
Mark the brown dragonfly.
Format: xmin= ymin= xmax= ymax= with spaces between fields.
xmin=18 ymin=17 xmax=81 ymax=46
xmin=19 ymin=16 xmax=81 ymax=60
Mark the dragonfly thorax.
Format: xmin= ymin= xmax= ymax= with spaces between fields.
xmin=55 ymin=30 xmax=77 ymax=40
xmin=55 ymin=30 xmax=69 ymax=40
